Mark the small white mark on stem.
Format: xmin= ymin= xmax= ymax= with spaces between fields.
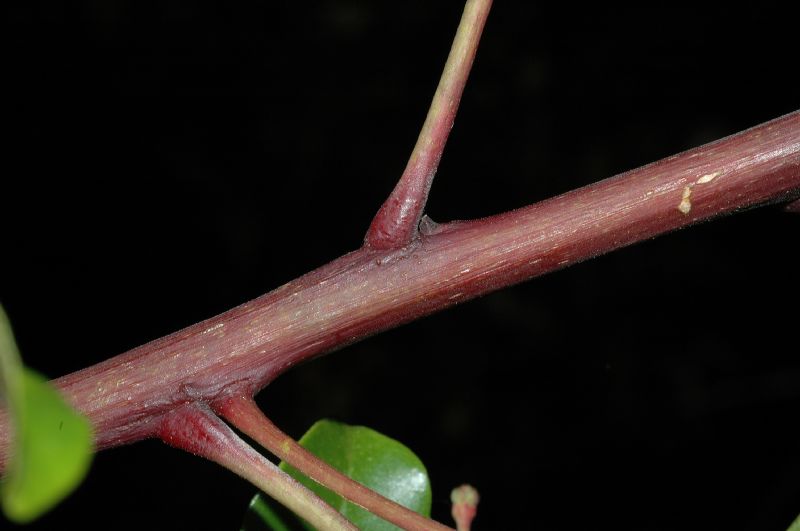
xmin=696 ymin=170 xmax=722 ymax=184
xmin=460 ymin=268 xmax=471 ymax=274
xmin=449 ymin=292 xmax=464 ymax=300
xmin=678 ymin=186 xmax=692 ymax=214
xmin=204 ymin=322 xmax=225 ymax=334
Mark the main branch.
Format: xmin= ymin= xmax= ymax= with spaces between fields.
xmin=0 ymin=0 xmax=799 ymax=526
xmin=1 ymin=110 xmax=799 ymax=464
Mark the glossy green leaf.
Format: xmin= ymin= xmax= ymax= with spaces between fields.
xmin=243 ymin=419 xmax=432 ymax=531
xmin=0 ymin=306 xmax=93 ymax=523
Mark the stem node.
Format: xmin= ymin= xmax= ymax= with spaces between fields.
xmin=365 ymin=0 xmax=493 ymax=250
xmin=158 ymin=402 xmax=356 ymax=531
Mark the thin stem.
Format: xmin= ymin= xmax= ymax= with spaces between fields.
xmin=365 ymin=0 xmax=493 ymax=250
xmin=217 ymin=395 xmax=454 ymax=531
xmin=157 ymin=403 xmax=357 ymax=531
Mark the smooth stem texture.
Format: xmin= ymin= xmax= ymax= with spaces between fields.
xmin=158 ymin=403 xmax=356 ymax=531
xmin=365 ymin=0 xmax=493 ymax=249
xmin=217 ymin=395 xmax=454 ymax=531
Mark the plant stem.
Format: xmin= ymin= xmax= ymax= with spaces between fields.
xmin=365 ymin=0 xmax=493 ymax=249
xmin=1 ymin=110 xmax=798 ymax=470
xmin=158 ymin=402 xmax=356 ymax=531
xmin=1 ymin=0 xmax=796 ymax=526
xmin=217 ymin=395 xmax=454 ymax=531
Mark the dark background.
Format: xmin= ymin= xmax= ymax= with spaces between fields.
xmin=3 ymin=2 xmax=799 ymax=530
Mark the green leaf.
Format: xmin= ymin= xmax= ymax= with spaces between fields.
xmin=0 ymin=306 xmax=93 ymax=523
xmin=241 ymin=493 xmax=293 ymax=531
xmin=243 ymin=420 xmax=432 ymax=531
xmin=787 ymin=513 xmax=800 ymax=531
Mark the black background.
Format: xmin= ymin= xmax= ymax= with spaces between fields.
xmin=3 ymin=2 xmax=799 ymax=530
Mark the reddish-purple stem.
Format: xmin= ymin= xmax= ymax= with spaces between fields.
xmin=158 ymin=403 xmax=356 ymax=531
xmin=3 ymin=0 xmax=795 ymax=525
xmin=365 ymin=0 xmax=492 ymax=249
xmin=1 ymin=110 xmax=799 ymax=466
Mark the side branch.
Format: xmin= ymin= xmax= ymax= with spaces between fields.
xmin=217 ymin=395 xmax=454 ymax=531
xmin=365 ymin=0 xmax=493 ymax=249
xmin=158 ymin=403 xmax=356 ymax=531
